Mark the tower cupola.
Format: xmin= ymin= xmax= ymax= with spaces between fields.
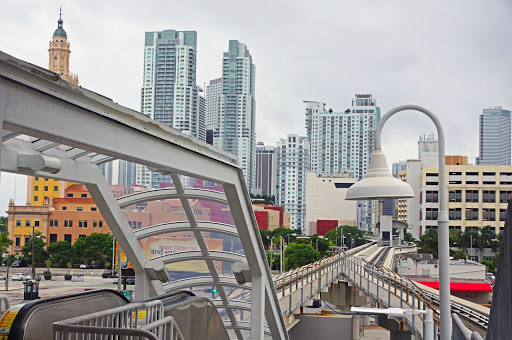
xmin=52 ymin=8 xmax=67 ymax=38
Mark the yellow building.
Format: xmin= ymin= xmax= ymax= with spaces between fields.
xmin=420 ymin=164 xmax=512 ymax=235
xmin=27 ymin=10 xmax=78 ymax=206
xmin=7 ymin=199 xmax=49 ymax=254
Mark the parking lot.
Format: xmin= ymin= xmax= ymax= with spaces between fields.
xmin=0 ymin=267 xmax=128 ymax=306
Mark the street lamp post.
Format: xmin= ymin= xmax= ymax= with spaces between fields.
xmin=31 ymin=224 xmax=36 ymax=279
xmin=345 ymin=105 xmax=451 ymax=340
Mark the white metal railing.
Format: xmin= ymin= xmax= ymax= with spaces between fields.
xmin=0 ymin=295 xmax=10 ymax=313
xmin=273 ymin=242 xmax=377 ymax=316
xmin=452 ymin=313 xmax=484 ymax=340
xmin=53 ymin=300 xmax=183 ymax=340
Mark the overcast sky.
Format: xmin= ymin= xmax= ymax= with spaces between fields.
xmin=0 ymin=0 xmax=511 ymax=214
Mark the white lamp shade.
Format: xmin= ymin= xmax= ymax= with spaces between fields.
xmin=345 ymin=149 xmax=415 ymax=201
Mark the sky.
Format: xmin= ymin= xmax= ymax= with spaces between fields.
xmin=0 ymin=0 xmax=511 ymax=214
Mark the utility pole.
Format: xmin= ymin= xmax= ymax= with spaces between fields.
xmin=32 ymin=224 xmax=36 ymax=279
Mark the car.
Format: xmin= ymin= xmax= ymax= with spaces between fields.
xmin=12 ymin=260 xmax=27 ymax=267
xmin=113 ymin=276 xmax=135 ymax=285
xmin=25 ymin=274 xmax=41 ymax=281
xmin=486 ymin=272 xmax=496 ymax=284
xmin=79 ymin=264 xmax=87 ymax=269
xmin=12 ymin=273 xmax=27 ymax=281
xmin=0 ymin=273 xmax=6 ymax=280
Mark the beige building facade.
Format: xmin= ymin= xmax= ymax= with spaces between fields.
xmin=305 ymin=172 xmax=356 ymax=235
xmin=419 ymin=164 xmax=512 ymax=235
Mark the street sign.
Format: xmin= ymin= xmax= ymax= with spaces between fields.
xmin=121 ymin=290 xmax=133 ymax=302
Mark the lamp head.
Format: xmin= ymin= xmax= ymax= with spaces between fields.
xmin=345 ymin=149 xmax=414 ymax=201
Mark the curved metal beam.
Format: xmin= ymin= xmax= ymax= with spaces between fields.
xmin=213 ymin=299 xmax=252 ymax=312
xmin=133 ymin=221 xmax=239 ymax=239
xmin=117 ymin=188 xmax=227 ymax=208
xmin=149 ymin=250 xmax=246 ymax=265
xmin=163 ymin=276 xmax=250 ymax=292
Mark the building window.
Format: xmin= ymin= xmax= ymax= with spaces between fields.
xmin=54 ymin=220 xmax=59 ymax=227
xmin=49 ymin=234 xmax=57 ymax=243
xmin=449 ymin=190 xmax=462 ymax=202
xmin=69 ymin=220 xmax=73 ymax=228
xmin=16 ymin=220 xmax=21 ymax=227
xmin=62 ymin=207 xmax=67 ymax=210
xmin=449 ymin=208 xmax=462 ymax=220
xmin=482 ymin=190 xmax=496 ymax=203
xmin=482 ymin=208 xmax=496 ymax=221
xmin=34 ymin=220 xmax=40 ymax=227
xmin=425 ymin=208 xmax=438 ymax=220
xmin=15 ymin=237 xmax=20 ymax=247
xmin=54 ymin=186 xmax=58 ymax=191
xmin=34 ymin=196 xmax=38 ymax=202
xmin=44 ymin=186 xmax=48 ymax=192
xmin=81 ymin=194 xmax=87 ymax=198
xmin=500 ymin=190 xmax=512 ymax=203
xmin=91 ymin=207 xmax=97 ymax=211
xmin=79 ymin=220 xmax=83 ymax=228
xmin=64 ymin=234 xmax=72 ymax=244
xmin=49 ymin=220 xmax=53 ymax=227
xmin=84 ymin=220 xmax=88 ymax=228
xmin=466 ymin=190 xmax=479 ymax=203
xmin=35 ymin=186 xmax=38 ymax=192
xmin=24 ymin=236 xmax=29 ymax=245
xmin=67 ymin=193 xmax=73 ymax=198
xmin=425 ymin=191 xmax=438 ymax=203
xmin=79 ymin=235 xmax=86 ymax=238
xmin=99 ymin=220 xmax=103 ymax=228
xmin=465 ymin=208 xmax=478 ymax=221
xmin=93 ymin=220 xmax=97 ymax=228
xmin=25 ymin=220 xmax=30 ymax=227
xmin=77 ymin=207 xmax=83 ymax=211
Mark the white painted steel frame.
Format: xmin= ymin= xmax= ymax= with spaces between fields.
xmin=0 ymin=51 xmax=288 ymax=340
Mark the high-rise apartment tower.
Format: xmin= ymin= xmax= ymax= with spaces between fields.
xmin=276 ymin=134 xmax=311 ymax=232
xmin=137 ymin=30 xmax=204 ymax=189
xmin=255 ymin=142 xmax=276 ymax=197
xmin=213 ymin=41 xmax=256 ymax=192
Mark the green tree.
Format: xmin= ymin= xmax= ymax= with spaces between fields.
xmin=271 ymin=228 xmax=298 ymax=243
xmin=71 ymin=233 xmax=113 ymax=267
xmin=450 ymin=249 xmax=467 ymax=260
xmin=0 ymin=232 xmax=12 ymax=262
xmin=417 ymin=229 xmax=439 ymax=258
xmin=259 ymin=230 xmax=272 ymax=249
xmin=0 ymin=217 xmax=7 ymax=233
xmin=324 ymin=225 xmax=366 ymax=248
xmin=47 ymin=241 xmax=72 ymax=267
xmin=21 ymin=234 xmax=48 ymax=267
xmin=404 ymin=232 xmax=416 ymax=243
xmin=266 ymin=252 xmax=280 ymax=270
xmin=284 ymin=243 xmax=320 ymax=270
xmin=475 ymin=226 xmax=494 ymax=262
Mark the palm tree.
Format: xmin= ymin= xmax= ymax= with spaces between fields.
xmin=475 ymin=226 xmax=494 ymax=262
xmin=457 ymin=229 xmax=472 ymax=253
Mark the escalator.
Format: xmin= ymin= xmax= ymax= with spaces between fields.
xmin=0 ymin=289 xmax=229 ymax=340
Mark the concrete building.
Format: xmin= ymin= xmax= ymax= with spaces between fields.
xmin=396 ymin=134 xmax=440 ymax=238
xmin=476 ymin=107 xmax=511 ymax=165
xmin=392 ymin=161 xmax=407 ymax=178
xmin=213 ymin=40 xmax=256 ymax=192
xmin=419 ymin=164 xmax=512 ymax=237
xmin=276 ymin=134 xmax=310 ymax=232
xmin=100 ymin=160 xmax=137 ymax=187
xmin=305 ymin=94 xmax=380 ymax=231
xmin=305 ymin=173 xmax=356 ymax=236
xmin=255 ymin=142 xmax=276 ymax=197
xmin=137 ymin=30 xmax=204 ymax=189
xmin=205 ymin=77 xmax=222 ymax=128
xmin=27 ymin=10 xmax=78 ymax=206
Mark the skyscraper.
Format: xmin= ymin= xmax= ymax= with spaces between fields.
xmin=305 ymin=94 xmax=380 ymax=230
xmin=255 ymin=142 xmax=276 ymax=197
xmin=213 ymin=41 xmax=256 ymax=192
xmin=476 ymin=107 xmax=511 ymax=165
xmin=137 ymin=30 xmax=204 ymax=188
xmin=205 ymin=77 xmax=222 ymax=128
xmin=276 ymin=134 xmax=311 ymax=232
xmin=27 ymin=9 xmax=78 ymax=206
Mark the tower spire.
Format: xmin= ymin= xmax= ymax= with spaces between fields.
xmin=59 ymin=6 xmax=62 ymax=20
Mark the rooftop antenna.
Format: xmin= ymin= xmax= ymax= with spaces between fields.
xmin=60 ymin=6 xmax=62 ymax=19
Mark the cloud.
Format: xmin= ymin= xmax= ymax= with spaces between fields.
xmin=0 ymin=0 xmax=511 ymax=212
